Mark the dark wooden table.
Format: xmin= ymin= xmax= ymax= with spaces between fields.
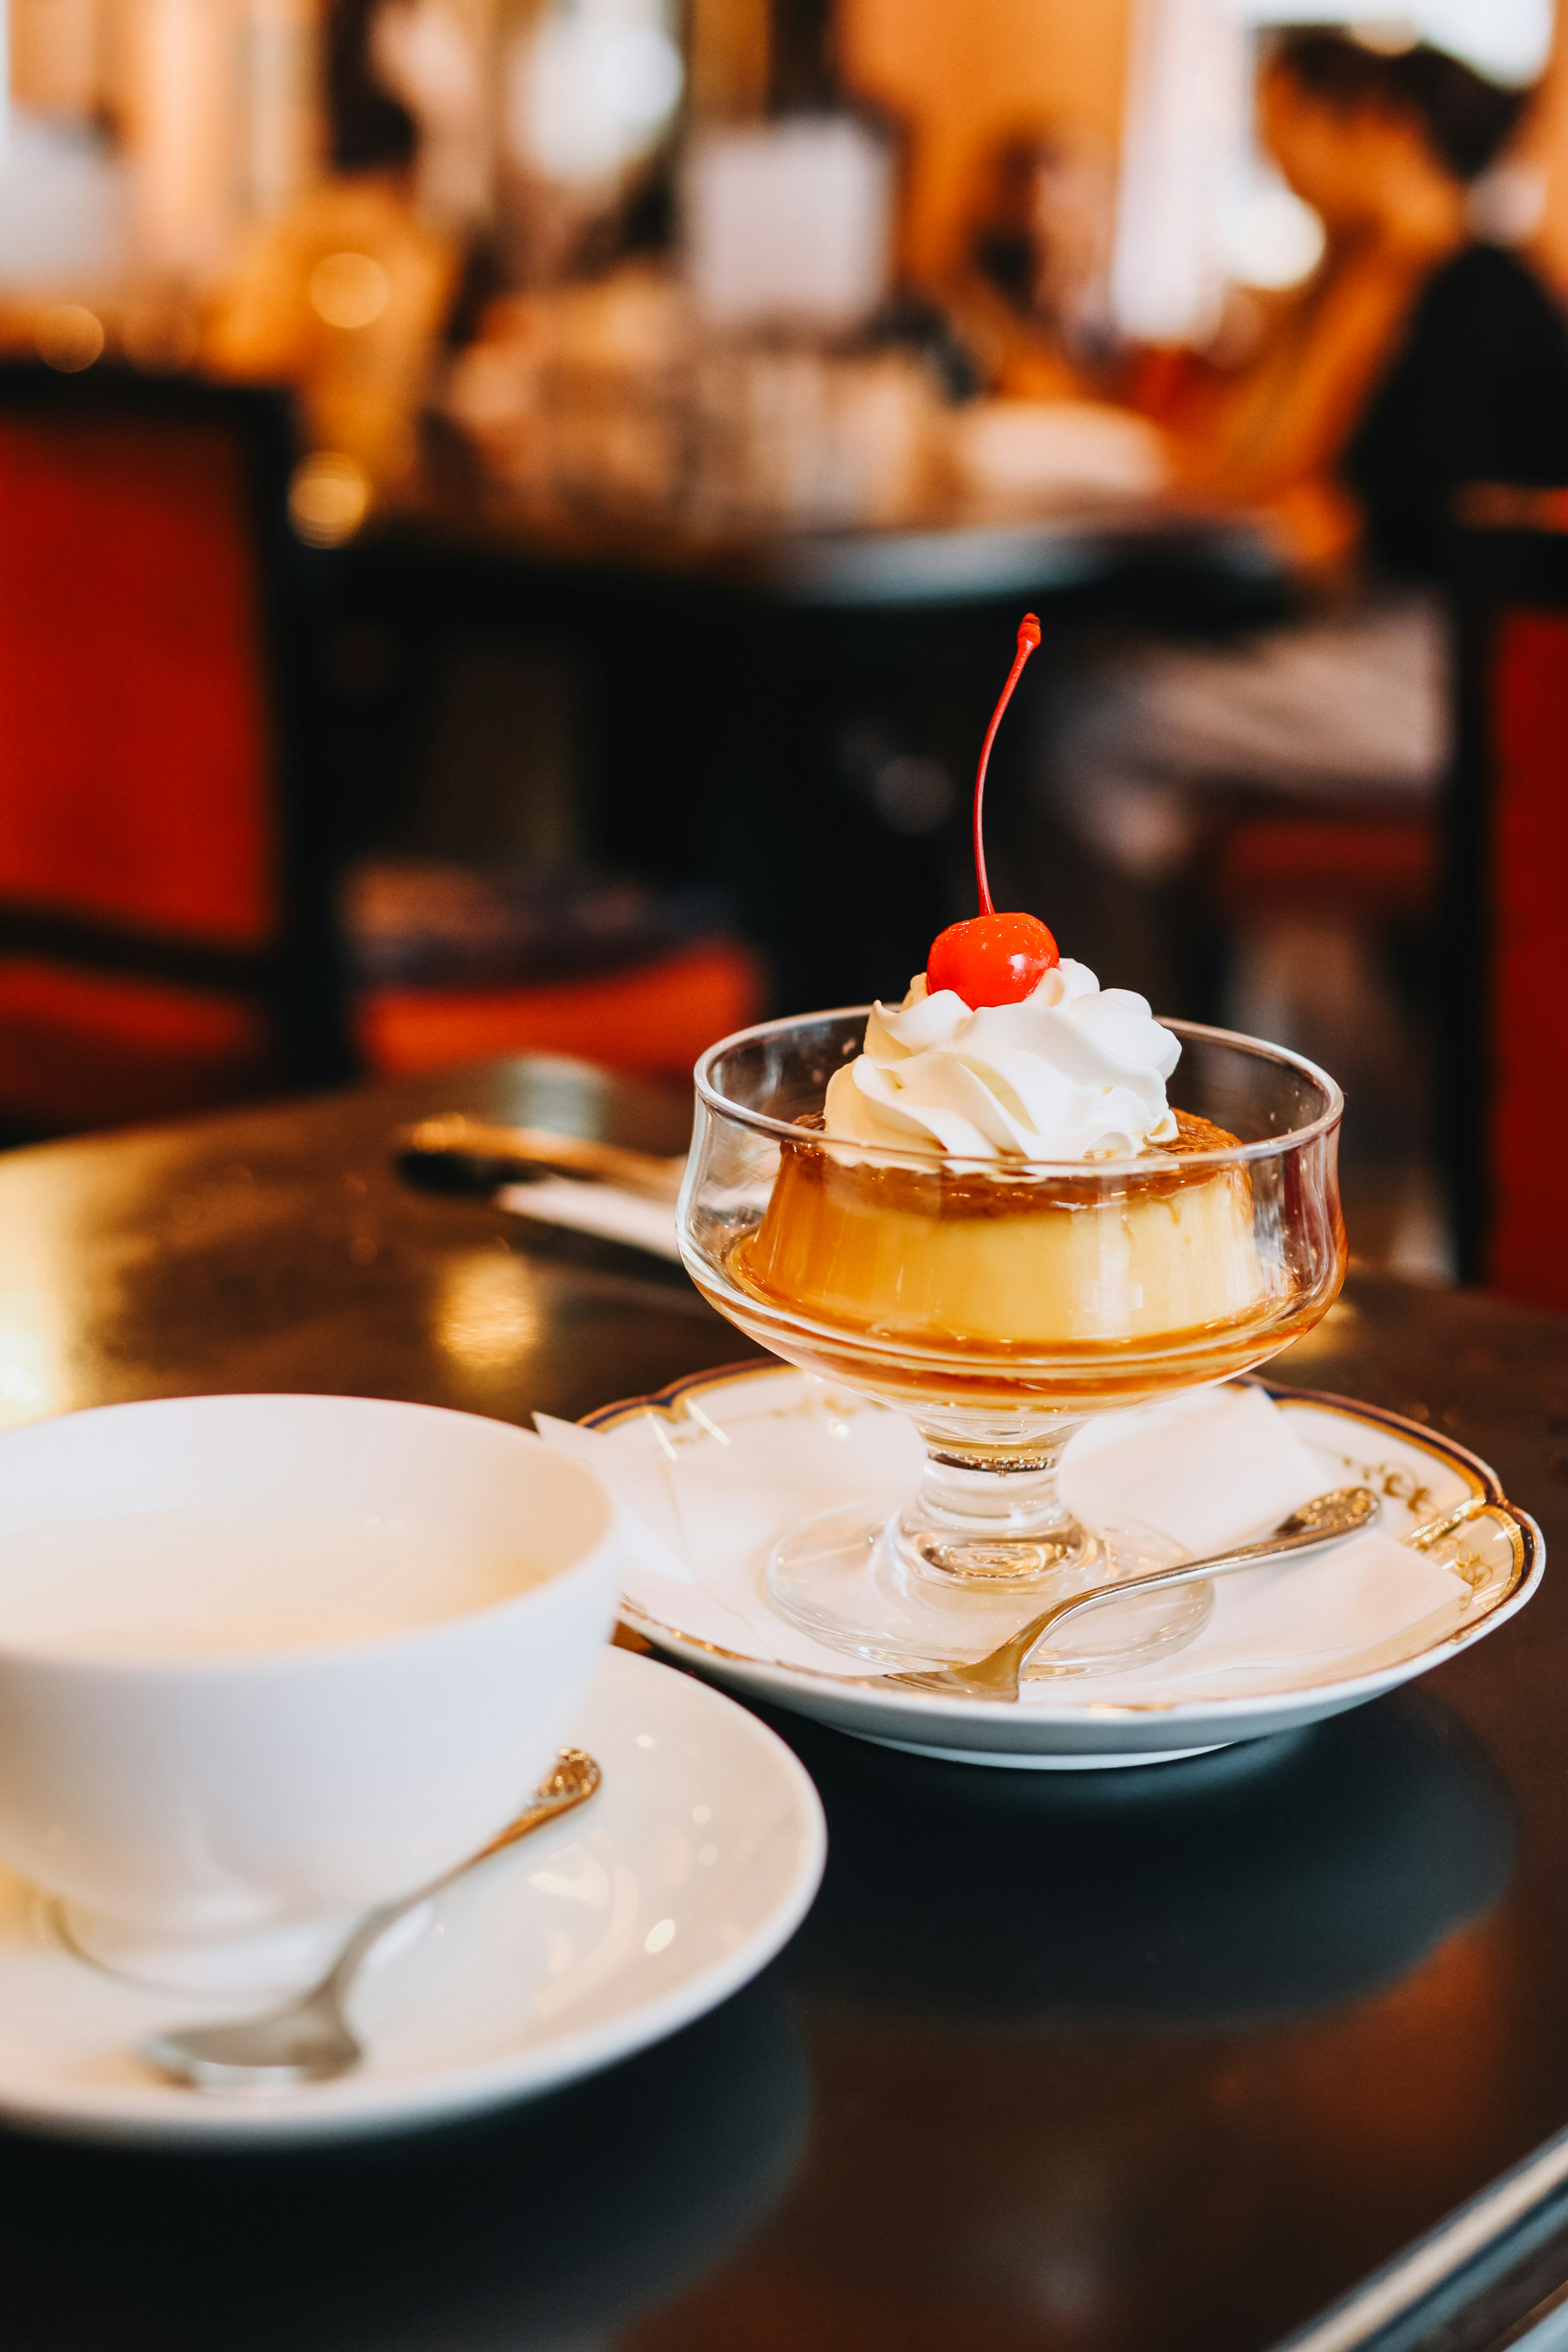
xmin=1 ymin=1056 xmax=1567 ymax=2352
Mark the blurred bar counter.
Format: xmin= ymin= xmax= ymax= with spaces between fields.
xmin=374 ymin=449 xmax=1284 ymax=610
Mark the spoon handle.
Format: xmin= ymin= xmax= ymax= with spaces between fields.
xmin=999 ymin=1520 xmax=1369 ymax=1675
xmin=396 ymin=1116 xmax=686 ymax=1202
xmin=1022 ymin=1487 xmax=1508 ymax=1662
xmin=932 ymin=1517 xmax=1367 ymax=1693
xmin=321 ymin=1752 xmax=602 ymax=2002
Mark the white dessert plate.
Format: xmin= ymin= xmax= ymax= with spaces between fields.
xmin=586 ymin=1363 xmax=1542 ymax=1770
xmin=0 ymin=1648 xmax=825 ymax=2147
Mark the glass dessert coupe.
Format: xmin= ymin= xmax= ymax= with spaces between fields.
xmin=677 ymin=1011 xmax=1346 ymax=1676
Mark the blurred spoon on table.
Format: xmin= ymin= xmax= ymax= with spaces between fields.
xmin=395 ymin=1116 xmax=686 ymax=1202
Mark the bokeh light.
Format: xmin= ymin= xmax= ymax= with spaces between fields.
xmin=288 ymin=451 xmax=373 ymax=545
xmin=36 ymin=305 xmax=105 ymax=372
xmin=308 ymin=252 xmax=393 ymax=332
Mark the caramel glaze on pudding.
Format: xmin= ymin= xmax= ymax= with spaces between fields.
xmin=731 ymin=1108 xmax=1273 ymax=1356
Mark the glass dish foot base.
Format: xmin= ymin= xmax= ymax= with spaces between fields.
xmin=767 ymin=1497 xmax=1211 ymax=1675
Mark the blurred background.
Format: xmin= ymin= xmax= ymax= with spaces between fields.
xmin=3 ymin=0 xmax=1568 ymax=1299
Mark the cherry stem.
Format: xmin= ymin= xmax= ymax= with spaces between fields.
xmin=972 ymin=612 xmax=1042 ymax=918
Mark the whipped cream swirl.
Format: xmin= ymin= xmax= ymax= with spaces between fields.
xmin=822 ymin=960 xmax=1180 ymax=1162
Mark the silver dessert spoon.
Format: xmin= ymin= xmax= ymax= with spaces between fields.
xmin=140 ymin=1748 xmax=601 ymax=2092
xmin=864 ymin=1485 xmax=1382 ymax=1702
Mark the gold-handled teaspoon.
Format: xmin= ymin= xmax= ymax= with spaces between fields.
xmin=864 ymin=1485 xmax=1383 ymax=1700
xmin=140 ymin=1749 xmax=601 ymax=2091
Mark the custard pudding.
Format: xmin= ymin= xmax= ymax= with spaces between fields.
xmin=731 ymin=960 xmax=1271 ymax=1350
xmin=735 ymin=1110 xmax=1265 ymax=1347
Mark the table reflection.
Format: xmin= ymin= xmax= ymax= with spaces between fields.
xmin=783 ymin=1693 xmax=1514 ymax=2023
xmin=0 ymin=1977 xmax=806 ymax=2351
xmin=647 ymin=1696 xmax=1523 ymax=2352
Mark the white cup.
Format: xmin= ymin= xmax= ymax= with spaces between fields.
xmin=0 ymin=1394 xmax=620 ymax=1991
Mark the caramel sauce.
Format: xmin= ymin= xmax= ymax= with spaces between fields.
xmin=773 ymin=1107 xmax=1247 ymax=1224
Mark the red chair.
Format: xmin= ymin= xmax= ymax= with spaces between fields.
xmin=1206 ymin=811 xmax=1437 ymax=922
xmin=0 ymin=367 xmax=350 ymax=1136
xmin=1449 ymin=521 xmax=1568 ymax=1305
xmin=356 ymin=935 xmax=765 ymax=1083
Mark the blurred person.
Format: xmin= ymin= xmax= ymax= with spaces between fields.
xmin=203 ymin=0 xmax=458 ymax=494
xmin=370 ymin=0 xmax=493 ymax=231
xmin=949 ymin=125 xmax=1119 ymax=399
xmin=1050 ymin=28 xmax=1568 ymax=886
xmin=1167 ymin=30 xmax=1568 ymax=570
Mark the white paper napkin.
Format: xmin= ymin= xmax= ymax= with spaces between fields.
xmin=497 ymin=1180 xmax=681 ymax=1261
xmin=1061 ymin=1382 xmax=1328 ymax=1555
xmin=1123 ymin=1528 xmax=1452 ymax=1683
xmin=533 ymin=1412 xmax=696 ymax=1581
xmin=537 ymin=1381 xmax=1472 ymax=1695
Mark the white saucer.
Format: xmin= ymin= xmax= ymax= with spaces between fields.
xmin=586 ymin=1365 xmax=1543 ymax=1770
xmin=0 ymin=1648 xmax=825 ymax=2146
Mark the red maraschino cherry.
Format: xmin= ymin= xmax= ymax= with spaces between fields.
xmin=925 ymin=613 xmax=1058 ymax=1008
